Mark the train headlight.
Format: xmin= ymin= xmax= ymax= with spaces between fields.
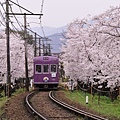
xmin=43 ymin=77 xmax=49 ymax=82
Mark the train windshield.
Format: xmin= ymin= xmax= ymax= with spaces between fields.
xmin=43 ymin=64 xmax=49 ymax=73
xmin=36 ymin=65 xmax=42 ymax=73
xmin=51 ymin=64 xmax=57 ymax=72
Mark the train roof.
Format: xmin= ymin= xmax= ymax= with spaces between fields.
xmin=34 ymin=56 xmax=58 ymax=62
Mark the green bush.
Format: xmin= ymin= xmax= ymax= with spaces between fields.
xmin=64 ymin=90 xmax=120 ymax=119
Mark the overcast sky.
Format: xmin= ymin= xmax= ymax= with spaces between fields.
xmin=1 ymin=0 xmax=120 ymax=28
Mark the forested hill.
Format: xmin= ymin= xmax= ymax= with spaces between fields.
xmin=32 ymin=25 xmax=67 ymax=36
xmin=32 ymin=26 xmax=67 ymax=53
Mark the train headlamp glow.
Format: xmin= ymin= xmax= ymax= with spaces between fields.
xmin=43 ymin=77 xmax=49 ymax=82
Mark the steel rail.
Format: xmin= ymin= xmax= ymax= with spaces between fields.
xmin=49 ymin=91 xmax=108 ymax=120
xmin=25 ymin=90 xmax=48 ymax=120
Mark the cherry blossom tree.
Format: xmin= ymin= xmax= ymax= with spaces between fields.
xmin=0 ymin=30 xmax=34 ymax=82
xmin=61 ymin=6 xmax=120 ymax=85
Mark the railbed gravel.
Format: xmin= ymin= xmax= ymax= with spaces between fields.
xmin=5 ymin=91 xmax=34 ymax=120
xmin=30 ymin=91 xmax=79 ymax=120
xmin=3 ymin=89 xmax=118 ymax=120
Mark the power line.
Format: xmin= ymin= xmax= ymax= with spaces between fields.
xmin=9 ymin=0 xmax=33 ymax=14
xmin=0 ymin=2 xmax=6 ymax=12
xmin=39 ymin=0 xmax=44 ymax=21
xmin=16 ymin=0 xmax=22 ymax=13
xmin=27 ymin=27 xmax=42 ymax=38
xmin=39 ymin=0 xmax=46 ymax=37
xmin=10 ymin=21 xmax=21 ymax=37
xmin=0 ymin=12 xmax=6 ymax=27
xmin=15 ymin=0 xmax=40 ymax=37
xmin=0 ymin=2 xmax=6 ymax=27
xmin=8 ymin=0 xmax=44 ymax=58
xmin=9 ymin=4 xmax=24 ymax=31
xmin=0 ymin=1 xmax=23 ymax=38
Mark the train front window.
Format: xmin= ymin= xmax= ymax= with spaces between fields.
xmin=51 ymin=64 xmax=57 ymax=72
xmin=43 ymin=65 xmax=49 ymax=73
xmin=36 ymin=65 xmax=42 ymax=73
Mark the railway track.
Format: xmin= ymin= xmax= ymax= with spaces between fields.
xmin=25 ymin=90 xmax=108 ymax=120
xmin=50 ymin=91 xmax=108 ymax=120
xmin=25 ymin=90 xmax=47 ymax=120
xmin=25 ymin=90 xmax=78 ymax=120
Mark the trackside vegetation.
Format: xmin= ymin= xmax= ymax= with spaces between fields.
xmin=64 ymin=90 xmax=120 ymax=120
xmin=0 ymin=88 xmax=25 ymax=117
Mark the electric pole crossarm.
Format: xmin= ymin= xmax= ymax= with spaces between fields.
xmin=8 ymin=13 xmax=43 ymax=16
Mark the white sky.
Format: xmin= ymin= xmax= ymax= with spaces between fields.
xmin=1 ymin=0 xmax=120 ymax=27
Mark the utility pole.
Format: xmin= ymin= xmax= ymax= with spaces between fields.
xmin=39 ymin=38 xmax=41 ymax=56
xmin=43 ymin=43 xmax=45 ymax=55
xmin=26 ymin=28 xmax=42 ymax=57
xmin=48 ymin=44 xmax=51 ymax=56
xmin=24 ymin=13 xmax=29 ymax=91
xmin=34 ymin=32 xmax=37 ymax=57
xmin=6 ymin=1 xmax=43 ymax=91
xmin=6 ymin=0 xmax=11 ymax=97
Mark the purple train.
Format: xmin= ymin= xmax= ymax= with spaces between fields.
xmin=33 ymin=56 xmax=59 ymax=89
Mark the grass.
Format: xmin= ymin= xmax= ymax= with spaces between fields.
xmin=64 ymin=90 xmax=120 ymax=119
xmin=0 ymin=88 xmax=26 ymax=116
xmin=0 ymin=93 xmax=8 ymax=107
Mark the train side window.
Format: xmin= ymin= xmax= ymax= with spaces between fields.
xmin=36 ymin=65 xmax=42 ymax=73
xmin=51 ymin=64 xmax=57 ymax=72
xmin=43 ymin=64 xmax=49 ymax=73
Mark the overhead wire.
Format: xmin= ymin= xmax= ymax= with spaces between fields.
xmin=0 ymin=11 xmax=6 ymax=27
xmin=9 ymin=21 xmax=21 ymax=38
xmin=5 ymin=1 xmax=23 ymax=38
xmin=9 ymin=0 xmax=33 ymax=14
xmin=16 ymin=0 xmax=22 ymax=13
xmin=14 ymin=0 xmax=32 ymax=32
xmin=39 ymin=0 xmax=54 ymax=55
xmin=39 ymin=0 xmax=46 ymax=38
xmin=39 ymin=0 xmax=62 ymax=54
xmin=9 ymin=0 xmax=42 ymax=55
xmin=0 ymin=2 xmax=6 ymax=27
xmin=10 ymin=0 xmax=22 ymax=37
xmin=0 ymin=2 xmax=17 ymax=38
xmin=9 ymin=4 xmax=24 ymax=31
xmin=15 ymin=0 xmax=43 ymax=45
xmin=1 ymin=0 xmax=43 ymax=44
xmin=0 ymin=1 xmax=5 ymax=11
xmin=38 ymin=0 xmax=46 ymax=53
xmin=15 ymin=0 xmax=33 ymax=37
